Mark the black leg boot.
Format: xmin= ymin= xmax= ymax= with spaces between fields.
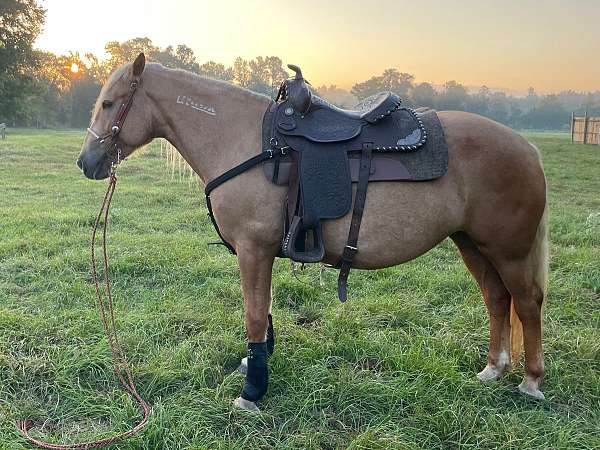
xmin=239 ymin=314 xmax=275 ymax=375
xmin=240 ymin=342 xmax=269 ymax=406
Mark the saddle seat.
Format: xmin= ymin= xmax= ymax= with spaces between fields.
xmin=278 ymin=66 xmax=404 ymax=143
xmin=314 ymin=91 xmax=402 ymax=123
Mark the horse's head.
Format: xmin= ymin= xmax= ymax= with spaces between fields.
xmin=77 ymin=53 xmax=152 ymax=179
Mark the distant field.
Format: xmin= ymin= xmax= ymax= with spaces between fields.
xmin=0 ymin=129 xmax=599 ymax=449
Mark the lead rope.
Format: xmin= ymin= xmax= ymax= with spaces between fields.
xmin=16 ymin=170 xmax=152 ymax=449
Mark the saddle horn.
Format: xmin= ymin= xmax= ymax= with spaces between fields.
xmin=287 ymin=64 xmax=304 ymax=80
xmin=284 ymin=64 xmax=311 ymax=113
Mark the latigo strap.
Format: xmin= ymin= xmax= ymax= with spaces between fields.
xmin=337 ymin=143 xmax=373 ymax=301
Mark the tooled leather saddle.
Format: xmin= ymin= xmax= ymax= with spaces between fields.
xmin=260 ymin=65 xmax=448 ymax=300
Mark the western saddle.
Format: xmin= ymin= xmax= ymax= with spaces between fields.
xmin=265 ymin=65 xmax=428 ymax=300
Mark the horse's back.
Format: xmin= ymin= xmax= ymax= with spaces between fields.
xmin=321 ymin=111 xmax=546 ymax=269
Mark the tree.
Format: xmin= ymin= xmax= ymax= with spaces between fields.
xmin=437 ymin=80 xmax=469 ymax=111
xmin=154 ymin=44 xmax=200 ymax=73
xmin=487 ymin=92 xmax=509 ymax=124
xmin=411 ymin=82 xmax=437 ymax=108
xmin=31 ymin=51 xmax=101 ymax=127
xmin=524 ymin=94 xmax=569 ymax=130
xmin=199 ymin=61 xmax=233 ymax=81
xmin=523 ymin=86 xmax=538 ymax=111
xmin=153 ymin=45 xmax=179 ymax=69
xmin=104 ymin=37 xmax=159 ymax=74
xmin=263 ymin=56 xmax=288 ymax=87
xmin=315 ymin=85 xmax=358 ymax=108
xmin=85 ymin=52 xmax=110 ymax=84
xmin=69 ymin=74 xmax=101 ymax=127
xmin=198 ymin=61 xmax=233 ymax=81
xmin=588 ymin=92 xmax=600 ymax=116
xmin=247 ymin=56 xmax=288 ymax=96
xmin=232 ymin=57 xmax=252 ymax=88
xmin=468 ymin=85 xmax=491 ymax=115
xmin=507 ymin=99 xmax=523 ymax=128
xmin=175 ymin=45 xmax=200 ymax=72
xmin=0 ymin=0 xmax=46 ymax=123
xmin=351 ymin=69 xmax=414 ymax=102
xmin=248 ymin=56 xmax=269 ymax=93
xmin=33 ymin=51 xmax=72 ymax=125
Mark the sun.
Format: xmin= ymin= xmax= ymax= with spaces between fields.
xmin=70 ymin=63 xmax=80 ymax=74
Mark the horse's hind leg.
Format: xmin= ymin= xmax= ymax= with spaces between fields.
xmin=452 ymin=232 xmax=512 ymax=381
xmin=466 ymin=205 xmax=548 ymax=400
xmin=494 ymin=256 xmax=546 ymax=399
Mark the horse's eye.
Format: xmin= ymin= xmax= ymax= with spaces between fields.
xmin=102 ymin=100 xmax=113 ymax=109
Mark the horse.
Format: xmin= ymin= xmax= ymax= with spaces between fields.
xmin=77 ymin=53 xmax=548 ymax=412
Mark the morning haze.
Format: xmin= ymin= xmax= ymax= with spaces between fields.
xmin=36 ymin=0 xmax=600 ymax=93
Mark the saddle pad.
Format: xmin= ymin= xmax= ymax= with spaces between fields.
xmin=264 ymin=109 xmax=448 ymax=184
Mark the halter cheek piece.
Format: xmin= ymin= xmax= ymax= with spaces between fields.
xmin=86 ymin=79 xmax=140 ymax=171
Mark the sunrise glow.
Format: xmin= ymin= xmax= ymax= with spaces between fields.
xmin=34 ymin=0 xmax=600 ymax=93
xmin=70 ymin=63 xmax=79 ymax=74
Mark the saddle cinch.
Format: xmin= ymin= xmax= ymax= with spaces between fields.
xmin=261 ymin=65 xmax=449 ymax=301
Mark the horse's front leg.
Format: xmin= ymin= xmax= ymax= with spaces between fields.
xmin=233 ymin=246 xmax=275 ymax=412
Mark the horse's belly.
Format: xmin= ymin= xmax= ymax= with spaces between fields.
xmin=321 ymin=177 xmax=464 ymax=269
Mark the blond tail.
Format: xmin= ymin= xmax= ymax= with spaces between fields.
xmin=511 ymin=203 xmax=548 ymax=364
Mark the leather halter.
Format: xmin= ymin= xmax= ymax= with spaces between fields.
xmin=86 ymin=79 xmax=140 ymax=167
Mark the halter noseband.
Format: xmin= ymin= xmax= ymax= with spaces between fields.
xmin=87 ymin=79 xmax=140 ymax=170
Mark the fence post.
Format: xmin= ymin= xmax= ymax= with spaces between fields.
xmin=583 ymin=110 xmax=589 ymax=144
xmin=570 ymin=112 xmax=575 ymax=143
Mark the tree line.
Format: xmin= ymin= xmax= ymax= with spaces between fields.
xmin=2 ymin=0 xmax=599 ymax=130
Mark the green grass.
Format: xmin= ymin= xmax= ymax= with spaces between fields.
xmin=0 ymin=129 xmax=599 ymax=449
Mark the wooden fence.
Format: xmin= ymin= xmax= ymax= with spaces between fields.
xmin=571 ymin=112 xmax=600 ymax=145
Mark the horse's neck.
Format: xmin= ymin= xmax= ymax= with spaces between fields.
xmin=146 ymin=67 xmax=271 ymax=183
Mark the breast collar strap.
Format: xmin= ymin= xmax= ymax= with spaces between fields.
xmin=204 ymin=102 xmax=283 ymax=254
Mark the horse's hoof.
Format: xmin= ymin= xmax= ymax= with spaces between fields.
xmin=233 ymin=397 xmax=260 ymax=412
xmin=477 ymin=364 xmax=508 ymax=382
xmin=238 ymin=357 xmax=248 ymax=375
xmin=518 ymin=379 xmax=545 ymax=400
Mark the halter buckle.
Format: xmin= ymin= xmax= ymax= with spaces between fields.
xmin=110 ymin=148 xmax=122 ymax=175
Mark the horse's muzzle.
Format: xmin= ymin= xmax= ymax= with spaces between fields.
xmin=77 ymin=154 xmax=111 ymax=180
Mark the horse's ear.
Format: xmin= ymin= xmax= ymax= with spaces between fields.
xmin=132 ymin=53 xmax=145 ymax=77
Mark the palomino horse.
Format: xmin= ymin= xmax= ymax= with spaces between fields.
xmin=77 ymin=54 xmax=548 ymax=412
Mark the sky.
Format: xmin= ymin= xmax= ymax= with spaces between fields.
xmin=35 ymin=0 xmax=600 ymax=94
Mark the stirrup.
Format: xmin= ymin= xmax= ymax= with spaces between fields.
xmin=283 ymin=215 xmax=325 ymax=263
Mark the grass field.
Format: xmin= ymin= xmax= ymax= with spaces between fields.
xmin=0 ymin=129 xmax=599 ymax=449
